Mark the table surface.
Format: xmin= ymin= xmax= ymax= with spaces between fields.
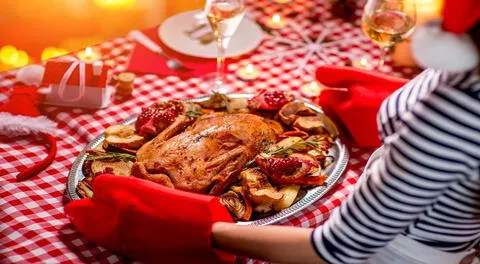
xmin=0 ymin=0 xmax=419 ymax=263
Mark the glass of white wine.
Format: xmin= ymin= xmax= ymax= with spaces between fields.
xmin=361 ymin=0 xmax=416 ymax=67
xmin=205 ymin=0 xmax=245 ymax=93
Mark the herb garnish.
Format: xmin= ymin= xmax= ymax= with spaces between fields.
xmin=186 ymin=110 xmax=203 ymax=119
xmin=86 ymin=151 xmax=136 ymax=161
xmin=268 ymin=140 xmax=320 ymax=156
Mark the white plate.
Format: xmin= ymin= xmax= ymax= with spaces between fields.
xmin=158 ymin=10 xmax=264 ymax=58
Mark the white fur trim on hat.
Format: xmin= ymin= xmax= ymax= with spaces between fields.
xmin=411 ymin=20 xmax=479 ymax=72
xmin=0 ymin=112 xmax=57 ymax=137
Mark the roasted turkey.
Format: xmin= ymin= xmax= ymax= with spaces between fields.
xmin=132 ymin=113 xmax=283 ymax=195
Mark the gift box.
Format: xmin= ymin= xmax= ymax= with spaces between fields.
xmin=41 ymin=60 xmax=112 ymax=108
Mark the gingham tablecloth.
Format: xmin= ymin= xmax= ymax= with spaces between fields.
xmin=0 ymin=0 xmax=419 ymax=263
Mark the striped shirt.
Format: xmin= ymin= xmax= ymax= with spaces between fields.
xmin=312 ymin=69 xmax=480 ymax=263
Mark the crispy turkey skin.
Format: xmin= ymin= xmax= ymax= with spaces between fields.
xmin=133 ymin=113 xmax=283 ymax=195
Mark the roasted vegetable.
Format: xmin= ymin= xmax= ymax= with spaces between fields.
xmin=241 ymin=169 xmax=283 ymax=206
xmin=278 ymin=102 xmax=316 ymax=125
xmin=219 ymin=188 xmax=252 ymax=221
xmin=103 ymin=124 xmax=146 ymax=150
xmin=76 ymin=180 xmax=93 ymax=198
xmin=293 ymin=116 xmax=326 ymax=133
xmin=273 ymin=184 xmax=300 ymax=211
xmin=278 ymin=131 xmax=310 ymax=140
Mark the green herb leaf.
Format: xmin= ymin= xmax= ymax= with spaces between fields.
xmin=186 ymin=110 xmax=203 ymax=119
xmin=268 ymin=140 xmax=320 ymax=156
xmin=86 ymin=151 xmax=136 ymax=161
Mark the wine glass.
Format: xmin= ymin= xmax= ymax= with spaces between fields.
xmin=205 ymin=0 xmax=245 ymax=93
xmin=361 ymin=0 xmax=416 ymax=68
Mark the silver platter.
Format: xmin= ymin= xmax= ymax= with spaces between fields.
xmin=67 ymin=93 xmax=349 ymax=226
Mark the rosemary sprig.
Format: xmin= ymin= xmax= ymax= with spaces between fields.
xmin=186 ymin=110 xmax=203 ymax=119
xmin=86 ymin=151 xmax=136 ymax=161
xmin=268 ymin=140 xmax=320 ymax=156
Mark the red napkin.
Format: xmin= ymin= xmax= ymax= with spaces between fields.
xmin=127 ymin=27 xmax=217 ymax=78
xmin=315 ymin=66 xmax=408 ymax=148
xmin=65 ymin=174 xmax=235 ymax=264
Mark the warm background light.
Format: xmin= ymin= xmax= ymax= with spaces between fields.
xmin=391 ymin=0 xmax=444 ymax=67
xmin=93 ymin=0 xmax=137 ymax=9
xmin=41 ymin=47 xmax=70 ymax=61
xmin=0 ymin=0 xmax=206 ymax=71
xmin=416 ymin=0 xmax=443 ymax=24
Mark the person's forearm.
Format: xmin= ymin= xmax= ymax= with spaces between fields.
xmin=211 ymin=222 xmax=326 ymax=264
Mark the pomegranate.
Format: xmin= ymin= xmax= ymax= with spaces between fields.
xmin=255 ymin=154 xmax=326 ymax=185
xmin=135 ymin=100 xmax=185 ymax=137
xmin=248 ymin=90 xmax=294 ymax=111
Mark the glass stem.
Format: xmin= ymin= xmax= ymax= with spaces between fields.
xmin=215 ymin=36 xmax=227 ymax=87
xmin=378 ymin=45 xmax=390 ymax=68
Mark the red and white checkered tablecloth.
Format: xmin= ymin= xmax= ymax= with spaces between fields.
xmin=0 ymin=0 xmax=420 ymax=263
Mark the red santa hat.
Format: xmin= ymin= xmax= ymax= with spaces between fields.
xmin=0 ymin=86 xmax=57 ymax=181
xmin=411 ymin=0 xmax=480 ymax=72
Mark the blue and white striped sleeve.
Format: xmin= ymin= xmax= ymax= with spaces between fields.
xmin=311 ymin=84 xmax=480 ymax=263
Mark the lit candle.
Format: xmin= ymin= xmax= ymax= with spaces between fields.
xmin=352 ymin=57 xmax=373 ymax=70
xmin=301 ymin=81 xmax=323 ymax=97
xmin=301 ymin=81 xmax=348 ymax=97
xmin=266 ymin=14 xmax=287 ymax=29
xmin=77 ymin=47 xmax=101 ymax=62
xmin=236 ymin=64 xmax=260 ymax=81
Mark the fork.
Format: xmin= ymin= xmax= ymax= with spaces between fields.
xmin=128 ymin=30 xmax=193 ymax=72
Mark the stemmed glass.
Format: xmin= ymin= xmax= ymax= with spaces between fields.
xmin=361 ymin=0 xmax=416 ymax=67
xmin=205 ymin=0 xmax=245 ymax=93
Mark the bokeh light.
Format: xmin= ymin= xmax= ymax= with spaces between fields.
xmin=41 ymin=47 xmax=70 ymax=61
xmin=93 ymin=0 xmax=136 ymax=9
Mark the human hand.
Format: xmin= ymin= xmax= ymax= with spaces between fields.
xmin=315 ymin=66 xmax=408 ymax=147
xmin=65 ymin=174 xmax=235 ymax=264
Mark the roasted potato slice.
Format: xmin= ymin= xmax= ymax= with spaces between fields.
xmin=104 ymin=124 xmax=146 ymax=150
xmin=273 ymin=184 xmax=300 ymax=211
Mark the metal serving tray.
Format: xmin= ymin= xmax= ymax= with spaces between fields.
xmin=67 ymin=93 xmax=349 ymax=226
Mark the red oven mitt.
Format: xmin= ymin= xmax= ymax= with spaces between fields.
xmin=65 ymin=174 xmax=235 ymax=264
xmin=315 ymin=66 xmax=408 ymax=147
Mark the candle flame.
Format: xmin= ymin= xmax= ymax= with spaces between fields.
xmin=272 ymin=14 xmax=281 ymax=23
xmin=309 ymin=81 xmax=319 ymax=90
xmin=246 ymin=64 xmax=254 ymax=74
xmin=85 ymin=47 xmax=93 ymax=58
xmin=360 ymin=57 xmax=368 ymax=66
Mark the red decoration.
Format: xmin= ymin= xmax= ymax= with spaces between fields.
xmin=42 ymin=61 xmax=110 ymax=88
xmin=316 ymin=66 xmax=408 ymax=147
xmin=65 ymin=174 xmax=235 ymax=264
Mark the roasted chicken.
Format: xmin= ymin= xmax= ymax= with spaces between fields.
xmin=132 ymin=113 xmax=283 ymax=195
